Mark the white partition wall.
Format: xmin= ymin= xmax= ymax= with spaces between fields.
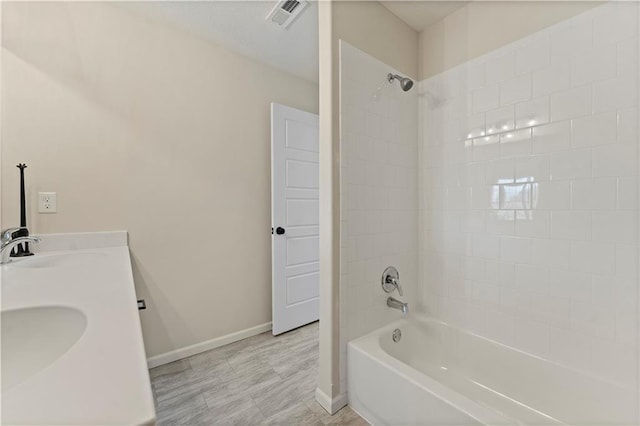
xmin=338 ymin=41 xmax=419 ymax=392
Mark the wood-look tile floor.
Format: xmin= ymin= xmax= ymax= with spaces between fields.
xmin=150 ymin=322 xmax=367 ymax=425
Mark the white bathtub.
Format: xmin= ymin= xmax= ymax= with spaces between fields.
xmin=348 ymin=315 xmax=638 ymax=425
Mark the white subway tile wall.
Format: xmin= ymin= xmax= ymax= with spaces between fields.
xmin=339 ymin=41 xmax=419 ymax=391
xmin=419 ymin=2 xmax=638 ymax=389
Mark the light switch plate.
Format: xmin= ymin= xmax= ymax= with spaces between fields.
xmin=38 ymin=192 xmax=57 ymax=213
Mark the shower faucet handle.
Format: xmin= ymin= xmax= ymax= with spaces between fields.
xmin=382 ymin=266 xmax=403 ymax=296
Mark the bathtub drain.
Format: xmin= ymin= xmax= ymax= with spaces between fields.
xmin=392 ymin=328 xmax=401 ymax=343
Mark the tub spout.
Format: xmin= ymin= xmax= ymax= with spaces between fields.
xmin=387 ymin=297 xmax=408 ymax=316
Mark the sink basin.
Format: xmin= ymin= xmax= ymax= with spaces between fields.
xmin=10 ymin=252 xmax=105 ymax=269
xmin=2 ymin=306 xmax=87 ymax=391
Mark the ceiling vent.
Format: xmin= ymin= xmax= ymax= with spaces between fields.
xmin=266 ymin=0 xmax=308 ymax=29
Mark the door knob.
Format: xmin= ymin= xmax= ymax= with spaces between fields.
xmin=276 ymin=227 xmax=285 ymax=235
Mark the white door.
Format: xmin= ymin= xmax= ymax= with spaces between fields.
xmin=271 ymin=103 xmax=319 ymax=335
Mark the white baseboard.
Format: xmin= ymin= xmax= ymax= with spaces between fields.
xmin=315 ymin=387 xmax=348 ymax=415
xmin=147 ymin=322 xmax=272 ymax=369
xmin=348 ymin=404 xmax=373 ymax=425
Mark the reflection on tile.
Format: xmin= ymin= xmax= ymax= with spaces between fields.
xmin=500 ymin=183 xmax=532 ymax=210
xmin=486 ymin=105 xmax=515 ymax=134
xmin=516 ymin=97 xmax=550 ymax=129
xmin=500 ymin=128 xmax=532 ymax=158
xmin=465 ymin=113 xmax=486 ymax=139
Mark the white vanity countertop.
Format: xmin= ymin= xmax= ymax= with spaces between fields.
xmin=1 ymin=231 xmax=156 ymax=425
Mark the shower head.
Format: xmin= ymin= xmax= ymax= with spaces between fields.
xmin=387 ymin=73 xmax=414 ymax=92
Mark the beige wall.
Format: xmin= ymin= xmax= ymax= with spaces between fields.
xmin=419 ymin=1 xmax=601 ymax=80
xmin=1 ymin=2 xmax=318 ymax=358
xmin=334 ymin=1 xmax=419 ymax=80
xmin=317 ymin=0 xmax=417 ymax=408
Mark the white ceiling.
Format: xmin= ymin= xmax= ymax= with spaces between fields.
xmin=121 ymin=1 xmax=468 ymax=85
xmin=379 ymin=1 xmax=469 ymax=32
xmin=122 ymin=1 xmax=319 ymax=83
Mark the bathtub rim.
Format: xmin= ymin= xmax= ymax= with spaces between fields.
xmin=348 ymin=313 xmax=638 ymax=425
xmin=363 ymin=313 xmax=637 ymax=394
xmin=348 ymin=323 xmax=514 ymax=425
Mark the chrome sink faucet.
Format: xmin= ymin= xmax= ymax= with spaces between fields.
xmin=0 ymin=227 xmax=40 ymax=265
xmin=1 ymin=227 xmax=24 ymax=244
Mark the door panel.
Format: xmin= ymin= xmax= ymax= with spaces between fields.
xmin=287 ymin=200 xmax=319 ymax=226
xmin=286 ymin=236 xmax=320 ymax=266
xmin=286 ymin=160 xmax=319 ymax=189
xmin=271 ymin=103 xmax=320 ymax=335
xmin=286 ymin=120 xmax=319 ymax=152
xmin=286 ymin=272 xmax=320 ymax=305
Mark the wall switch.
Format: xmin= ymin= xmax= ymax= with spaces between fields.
xmin=38 ymin=192 xmax=57 ymax=213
